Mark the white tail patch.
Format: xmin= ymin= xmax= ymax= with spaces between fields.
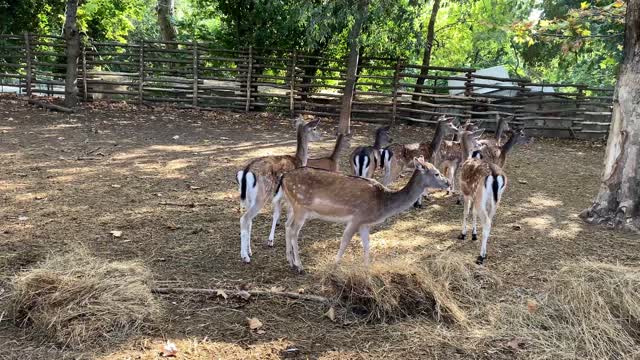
xmin=237 ymin=170 xmax=257 ymax=209
xmin=481 ymin=176 xmax=494 ymax=217
xmin=354 ymin=155 xmax=361 ymax=176
xmin=496 ymin=175 xmax=506 ymax=201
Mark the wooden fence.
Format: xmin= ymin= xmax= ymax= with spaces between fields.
xmin=0 ymin=33 xmax=614 ymax=138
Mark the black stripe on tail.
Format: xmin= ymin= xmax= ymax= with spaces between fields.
xmin=381 ymin=149 xmax=392 ymax=169
xmin=356 ymin=152 xmax=368 ymax=176
xmin=275 ymin=174 xmax=284 ymax=197
xmin=491 ymin=175 xmax=499 ymax=203
xmin=240 ymin=171 xmax=248 ymax=201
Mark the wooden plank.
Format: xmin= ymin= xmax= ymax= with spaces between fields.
xmin=289 ymin=50 xmax=296 ymax=116
xmin=82 ymin=46 xmax=87 ymax=101
xmin=245 ymin=46 xmax=252 ymax=112
xmin=24 ymin=32 xmax=32 ymax=97
xmin=192 ymin=41 xmax=198 ymax=106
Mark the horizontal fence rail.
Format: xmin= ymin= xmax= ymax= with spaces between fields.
xmin=0 ymin=33 xmax=614 ymax=138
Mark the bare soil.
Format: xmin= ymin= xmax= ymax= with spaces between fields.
xmin=0 ymin=96 xmax=637 ymax=359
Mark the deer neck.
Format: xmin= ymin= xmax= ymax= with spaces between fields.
xmin=461 ymin=135 xmax=476 ymax=160
xmin=373 ymin=132 xmax=385 ymax=149
xmin=294 ymin=126 xmax=309 ymax=166
xmin=427 ymin=123 xmax=446 ymax=161
xmin=496 ymin=120 xmax=506 ymax=141
xmin=330 ymin=134 xmax=345 ymax=160
xmin=382 ymin=170 xmax=424 ymax=217
xmin=500 ymin=132 xmax=518 ymax=156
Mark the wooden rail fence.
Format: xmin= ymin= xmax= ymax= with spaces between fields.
xmin=0 ymin=33 xmax=614 ymax=138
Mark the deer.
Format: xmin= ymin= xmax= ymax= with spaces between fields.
xmin=381 ymin=116 xmax=457 ymax=187
xmin=436 ymin=128 xmax=484 ymax=199
xmin=307 ymin=133 xmax=351 ymax=172
xmin=236 ymin=117 xmax=322 ymax=263
xmin=350 ymin=126 xmax=392 ymax=178
xmin=276 ymin=156 xmax=450 ymax=272
xmin=458 ymin=151 xmax=508 ymax=265
xmin=478 ymin=127 xmax=531 ymax=168
xmin=478 ymin=115 xmax=512 ymax=147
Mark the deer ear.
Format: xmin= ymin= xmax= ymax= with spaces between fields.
xmin=413 ymin=157 xmax=424 ymax=169
xmin=472 ymin=128 xmax=485 ymax=138
xmin=292 ymin=115 xmax=305 ymax=128
xmin=307 ymin=119 xmax=321 ymax=128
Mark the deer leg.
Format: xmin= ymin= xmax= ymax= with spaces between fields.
xmin=458 ymin=197 xmax=471 ymax=240
xmin=476 ymin=210 xmax=492 ymax=265
xmin=288 ymin=214 xmax=307 ymax=273
xmin=471 ymin=205 xmax=478 ymax=241
xmin=335 ymin=223 xmax=359 ymax=264
xmin=284 ymin=205 xmax=295 ymax=267
xmin=240 ymin=195 xmax=265 ymax=263
xmin=359 ymin=225 xmax=371 ymax=265
xmin=267 ymin=196 xmax=282 ymax=247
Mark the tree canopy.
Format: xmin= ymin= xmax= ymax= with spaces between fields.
xmin=0 ymin=0 xmax=624 ymax=86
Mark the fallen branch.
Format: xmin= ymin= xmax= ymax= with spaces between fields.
xmin=27 ymin=99 xmax=74 ymax=113
xmin=159 ymin=202 xmax=214 ymax=207
xmin=152 ymin=287 xmax=330 ymax=303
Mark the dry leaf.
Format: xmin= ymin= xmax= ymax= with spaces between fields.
xmin=518 ymin=179 xmax=528 ymax=184
xmin=324 ymin=307 xmax=336 ymax=322
xmin=237 ymin=290 xmax=251 ymax=300
xmin=109 ymin=230 xmax=123 ymax=238
xmin=256 ymin=329 xmax=266 ymax=335
xmin=247 ymin=317 xmax=263 ymax=330
xmin=189 ymin=185 xmax=202 ymax=190
xmin=216 ymin=289 xmax=228 ymax=299
xmin=18 ymin=216 xmax=29 ymax=221
xmin=111 ymin=184 xmax=121 ymax=188
xmin=512 ymin=225 xmax=522 ymax=231
xmin=172 ymin=135 xmax=180 ymax=140
xmin=270 ymin=286 xmax=285 ymax=293
xmin=527 ymin=299 xmax=538 ymax=313
xmin=162 ymin=341 xmax=178 ymax=357
xmin=297 ymin=288 xmax=305 ymax=294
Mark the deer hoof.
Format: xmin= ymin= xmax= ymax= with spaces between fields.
xmin=471 ymin=233 xmax=478 ymax=241
xmin=475 ymin=255 xmax=486 ymax=265
xmin=413 ymin=201 xmax=423 ymax=209
xmin=293 ymin=265 xmax=305 ymax=274
xmin=456 ymin=199 xmax=462 ymax=205
xmin=266 ymin=239 xmax=274 ymax=247
xmin=458 ymin=233 xmax=466 ymax=240
xmin=242 ymin=256 xmax=251 ymax=264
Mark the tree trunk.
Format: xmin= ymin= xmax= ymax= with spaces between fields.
xmin=63 ymin=0 xmax=80 ymax=108
xmin=580 ymin=0 xmax=640 ymax=231
xmin=338 ymin=0 xmax=370 ymax=135
xmin=413 ymin=0 xmax=441 ymax=100
xmin=157 ymin=0 xmax=177 ymax=48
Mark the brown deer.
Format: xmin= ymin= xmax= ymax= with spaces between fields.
xmin=457 ymin=151 xmax=508 ymax=265
xmin=307 ymin=133 xmax=351 ymax=172
xmin=381 ymin=116 xmax=457 ymax=186
xmin=437 ymin=128 xmax=484 ymax=195
xmin=276 ymin=156 xmax=450 ymax=272
xmin=478 ymin=128 xmax=531 ymax=167
xmin=236 ymin=117 xmax=322 ymax=263
xmin=350 ymin=126 xmax=392 ymax=178
xmin=478 ymin=115 xmax=512 ymax=147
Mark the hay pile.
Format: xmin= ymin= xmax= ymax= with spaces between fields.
xmin=494 ymin=261 xmax=640 ymax=359
xmin=9 ymin=248 xmax=162 ymax=349
xmin=319 ymin=253 xmax=498 ymax=323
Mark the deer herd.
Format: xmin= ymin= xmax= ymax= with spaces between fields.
xmin=237 ymin=115 xmax=530 ymax=272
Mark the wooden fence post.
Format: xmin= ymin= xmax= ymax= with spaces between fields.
xmin=391 ymin=56 xmax=402 ymax=125
xmin=81 ymin=43 xmax=87 ymax=101
xmin=245 ymin=46 xmax=252 ymax=112
xmin=192 ymin=40 xmax=199 ymax=107
xmin=464 ymin=69 xmax=474 ymax=97
xmin=138 ymin=40 xmax=144 ymax=105
xmin=289 ymin=50 xmax=297 ymax=117
xmin=24 ymin=32 xmax=32 ymax=97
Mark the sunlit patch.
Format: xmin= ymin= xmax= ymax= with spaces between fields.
xmin=526 ymin=193 xmax=563 ymax=208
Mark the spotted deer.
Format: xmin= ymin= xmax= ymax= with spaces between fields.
xmin=381 ymin=116 xmax=457 ymax=186
xmin=236 ymin=117 xmax=322 ymax=263
xmin=479 ymin=115 xmax=512 ymax=147
xmin=437 ymin=128 xmax=484 ymax=196
xmin=307 ymin=133 xmax=351 ymax=172
xmin=350 ymin=126 xmax=392 ymax=178
xmin=458 ymin=151 xmax=508 ymax=265
xmin=479 ymin=128 xmax=530 ymax=167
xmin=276 ymin=156 xmax=450 ymax=272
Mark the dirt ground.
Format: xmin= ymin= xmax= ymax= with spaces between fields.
xmin=0 ymin=96 xmax=638 ymax=359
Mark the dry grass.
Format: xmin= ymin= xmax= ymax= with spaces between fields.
xmin=9 ymin=247 xmax=162 ymax=349
xmin=492 ymin=261 xmax=640 ymax=359
xmin=317 ymin=253 xmax=499 ymax=324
